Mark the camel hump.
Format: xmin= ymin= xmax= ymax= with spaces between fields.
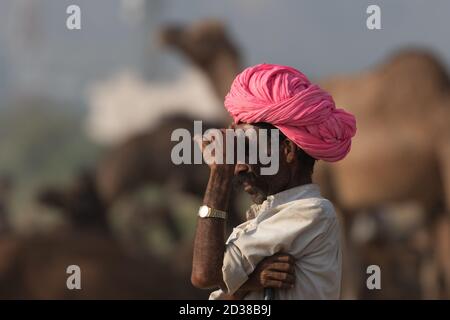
xmin=381 ymin=49 xmax=450 ymax=91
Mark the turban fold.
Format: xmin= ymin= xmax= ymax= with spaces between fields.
xmin=224 ymin=63 xmax=356 ymax=162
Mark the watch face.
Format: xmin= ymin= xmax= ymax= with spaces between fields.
xmin=198 ymin=205 xmax=209 ymax=218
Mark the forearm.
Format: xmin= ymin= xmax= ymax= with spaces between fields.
xmin=218 ymin=290 xmax=249 ymax=300
xmin=223 ymin=271 xmax=259 ymax=299
xmin=191 ymin=168 xmax=233 ymax=289
xmin=215 ymin=273 xmax=261 ymax=300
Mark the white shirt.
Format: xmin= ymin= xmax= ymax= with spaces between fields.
xmin=209 ymin=183 xmax=342 ymax=300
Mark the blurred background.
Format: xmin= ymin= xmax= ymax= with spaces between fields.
xmin=0 ymin=0 xmax=449 ymax=299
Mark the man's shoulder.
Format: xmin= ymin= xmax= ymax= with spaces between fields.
xmin=281 ymin=196 xmax=337 ymax=221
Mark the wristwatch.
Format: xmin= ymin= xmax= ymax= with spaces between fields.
xmin=198 ymin=205 xmax=227 ymax=219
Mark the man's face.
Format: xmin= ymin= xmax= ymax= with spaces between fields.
xmin=232 ymin=123 xmax=293 ymax=204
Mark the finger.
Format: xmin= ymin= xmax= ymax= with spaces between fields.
xmin=266 ymin=252 xmax=289 ymax=261
xmin=193 ymin=134 xmax=213 ymax=151
xmin=274 ymin=253 xmax=295 ymax=264
xmin=193 ymin=134 xmax=204 ymax=150
xmin=266 ymin=271 xmax=295 ymax=284
xmin=263 ymin=280 xmax=294 ymax=289
xmin=268 ymin=262 xmax=295 ymax=274
xmin=221 ymin=128 xmax=234 ymax=141
xmin=203 ymin=139 xmax=213 ymax=150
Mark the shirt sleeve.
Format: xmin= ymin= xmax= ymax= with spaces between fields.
xmin=221 ymin=199 xmax=332 ymax=294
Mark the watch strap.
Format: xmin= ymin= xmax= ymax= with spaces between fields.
xmin=208 ymin=207 xmax=227 ymax=219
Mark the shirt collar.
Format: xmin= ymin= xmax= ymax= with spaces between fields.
xmin=246 ymin=183 xmax=322 ymax=220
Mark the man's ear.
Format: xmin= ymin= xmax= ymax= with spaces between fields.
xmin=283 ymin=140 xmax=297 ymax=163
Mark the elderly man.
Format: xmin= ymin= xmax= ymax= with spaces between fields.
xmin=191 ymin=64 xmax=356 ymax=299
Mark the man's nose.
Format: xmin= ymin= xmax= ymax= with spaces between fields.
xmin=234 ymin=163 xmax=250 ymax=176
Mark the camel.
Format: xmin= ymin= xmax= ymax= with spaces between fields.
xmin=0 ymin=169 xmax=206 ymax=299
xmin=318 ymin=50 xmax=450 ymax=211
xmin=314 ymin=49 xmax=450 ymax=298
xmin=86 ymin=19 xmax=238 ymax=146
xmin=92 ymin=20 xmax=244 ymax=228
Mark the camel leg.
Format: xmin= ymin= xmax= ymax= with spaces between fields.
xmin=434 ymin=216 xmax=450 ymax=298
xmin=338 ymin=209 xmax=360 ymax=299
xmin=436 ymin=140 xmax=450 ymax=297
xmin=414 ymin=225 xmax=440 ymax=299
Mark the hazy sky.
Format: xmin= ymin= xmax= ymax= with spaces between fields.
xmin=1 ymin=0 xmax=450 ymax=104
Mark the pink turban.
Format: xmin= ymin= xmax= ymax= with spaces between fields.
xmin=224 ymin=63 xmax=357 ymax=162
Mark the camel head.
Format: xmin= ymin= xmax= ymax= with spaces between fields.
xmin=36 ymin=168 xmax=109 ymax=234
xmin=159 ymin=19 xmax=241 ymax=100
xmin=159 ymin=19 xmax=239 ymax=68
